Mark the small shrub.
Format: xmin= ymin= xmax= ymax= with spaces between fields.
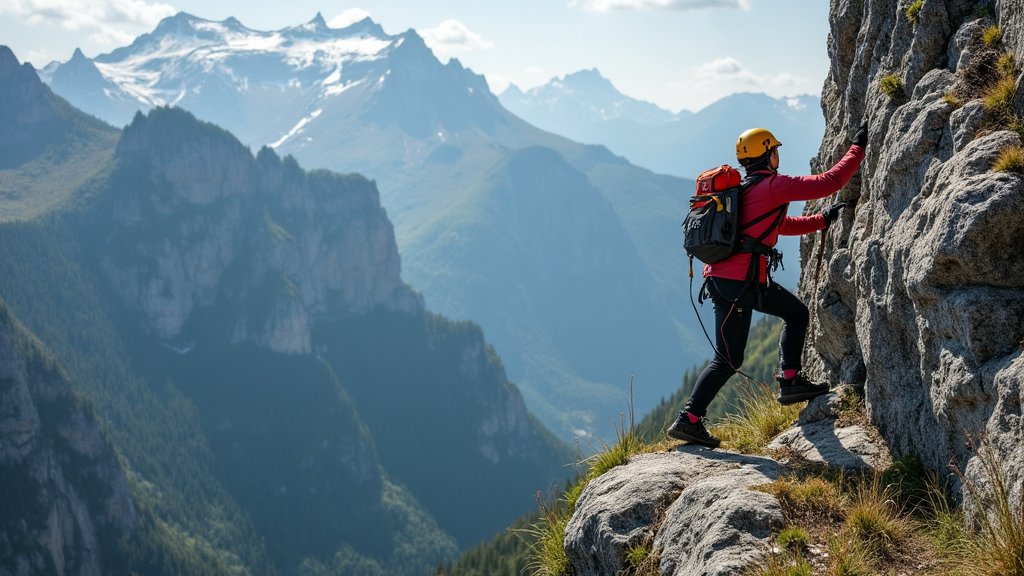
xmin=943 ymin=92 xmax=963 ymax=108
xmin=982 ymin=25 xmax=1003 ymax=46
xmin=879 ymin=74 xmax=906 ymax=99
xmin=993 ymin=145 xmax=1024 ymax=173
xmin=905 ymin=0 xmax=924 ymax=24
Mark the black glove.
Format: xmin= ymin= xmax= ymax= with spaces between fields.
xmin=822 ymin=201 xmax=848 ymax=226
xmin=854 ymin=121 xmax=868 ymax=148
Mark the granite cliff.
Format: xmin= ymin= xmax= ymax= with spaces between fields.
xmin=804 ymin=0 xmax=1023 ymax=504
xmin=560 ymin=0 xmax=1024 ymax=573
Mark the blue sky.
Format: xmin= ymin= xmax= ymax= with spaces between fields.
xmin=0 ymin=0 xmax=830 ymax=112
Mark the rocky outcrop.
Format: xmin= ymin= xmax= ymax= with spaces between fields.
xmin=565 ymin=450 xmax=783 ymax=576
xmin=96 ymin=107 xmax=421 ymax=353
xmin=802 ymin=0 xmax=1024 ymax=503
xmin=768 ymin=389 xmax=891 ymax=471
xmin=0 ymin=304 xmax=139 ymax=575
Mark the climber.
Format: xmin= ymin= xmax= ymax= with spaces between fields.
xmin=668 ymin=123 xmax=868 ymax=448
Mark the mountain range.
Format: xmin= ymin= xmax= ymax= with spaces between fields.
xmin=499 ymin=70 xmax=824 ymax=180
xmin=35 ymin=12 xmax=830 ymax=442
xmin=37 ymin=12 xmax=704 ymax=440
xmin=0 ymin=44 xmax=571 ymax=574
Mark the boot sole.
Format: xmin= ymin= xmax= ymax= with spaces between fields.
xmin=667 ymin=427 xmax=721 ymax=448
xmin=777 ymin=389 xmax=830 ymax=405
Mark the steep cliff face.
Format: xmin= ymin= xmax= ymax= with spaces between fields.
xmin=93 ymin=106 xmax=420 ymax=354
xmin=804 ymin=0 xmax=1024 ymax=498
xmin=0 ymin=304 xmax=139 ymax=575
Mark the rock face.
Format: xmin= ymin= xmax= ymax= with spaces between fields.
xmin=565 ymin=450 xmax=783 ymax=576
xmin=93 ymin=106 xmax=420 ymax=354
xmin=802 ymin=0 xmax=1024 ymax=501
xmin=0 ymin=304 xmax=139 ymax=575
xmin=768 ymin=391 xmax=891 ymax=471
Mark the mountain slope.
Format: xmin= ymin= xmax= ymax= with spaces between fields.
xmin=1 ymin=47 xmax=570 ymax=572
xmin=39 ymin=15 xmax=701 ymax=441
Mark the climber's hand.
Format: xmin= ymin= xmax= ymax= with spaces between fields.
xmin=854 ymin=121 xmax=868 ymax=148
xmin=822 ymin=201 xmax=849 ymax=226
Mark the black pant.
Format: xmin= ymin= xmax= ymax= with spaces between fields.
xmin=684 ymin=278 xmax=809 ymax=417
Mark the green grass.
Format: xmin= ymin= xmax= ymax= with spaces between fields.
xmin=776 ymin=527 xmax=810 ymax=553
xmin=905 ymin=0 xmax=924 ymax=24
xmin=711 ymin=381 xmax=803 ymax=454
xmin=879 ymin=74 xmax=906 ymax=99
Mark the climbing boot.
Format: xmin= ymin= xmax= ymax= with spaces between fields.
xmin=667 ymin=411 xmax=721 ymax=448
xmin=776 ymin=373 xmax=831 ymax=405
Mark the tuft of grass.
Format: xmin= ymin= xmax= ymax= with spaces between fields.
xmin=997 ymin=52 xmax=1017 ymax=78
xmin=905 ymin=0 xmax=924 ymax=25
xmin=923 ymin=473 xmax=970 ymax=558
xmin=954 ymin=440 xmax=1024 ymax=576
xmin=520 ymin=493 xmax=572 ymax=576
xmin=760 ymin=476 xmax=847 ymax=522
xmin=880 ymin=454 xmax=929 ymax=513
xmin=943 ymin=92 xmax=963 ymax=108
xmin=879 ymin=74 xmax=906 ymax=99
xmin=843 ymin=474 xmax=911 ymax=558
xmin=992 ymin=145 xmax=1024 ymax=173
xmin=776 ymin=527 xmax=810 ymax=553
xmin=981 ymin=25 xmax=1003 ymax=46
xmin=742 ymin=549 xmax=812 ymax=576
xmin=983 ymin=75 xmax=1018 ymax=117
xmin=711 ymin=382 xmax=802 ymax=454
xmin=827 ymin=537 xmax=873 ymax=576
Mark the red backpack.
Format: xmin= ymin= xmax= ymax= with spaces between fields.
xmin=683 ymin=165 xmax=781 ymax=265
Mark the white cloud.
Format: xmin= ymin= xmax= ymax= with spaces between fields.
xmin=327 ymin=8 xmax=371 ymax=29
xmin=571 ymin=0 xmax=750 ymax=12
xmin=2 ymin=0 xmax=175 ymax=41
xmin=692 ymin=57 xmax=810 ymax=90
xmin=667 ymin=57 xmax=815 ymax=111
xmin=420 ymin=19 xmax=493 ymax=61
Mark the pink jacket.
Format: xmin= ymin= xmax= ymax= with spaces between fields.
xmin=703 ymin=144 xmax=865 ymax=283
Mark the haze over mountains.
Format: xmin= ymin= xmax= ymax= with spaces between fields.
xmin=500 ymin=69 xmax=827 ymax=290
xmin=1 ymin=44 xmax=571 ymax=574
xmin=37 ymin=11 xmax=825 ymax=440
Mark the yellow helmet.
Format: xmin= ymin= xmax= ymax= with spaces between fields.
xmin=736 ymin=128 xmax=782 ymax=161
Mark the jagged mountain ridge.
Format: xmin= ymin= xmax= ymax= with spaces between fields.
xmin=39 ymin=12 xmax=698 ymax=441
xmin=0 ymin=46 xmax=570 ymax=573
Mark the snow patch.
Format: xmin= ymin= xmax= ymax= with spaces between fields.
xmin=270 ymin=109 xmax=323 ymax=148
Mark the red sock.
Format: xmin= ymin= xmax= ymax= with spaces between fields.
xmin=685 ymin=411 xmax=701 ymax=424
xmin=782 ymin=369 xmax=798 ymax=380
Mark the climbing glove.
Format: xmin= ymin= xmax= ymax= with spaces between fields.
xmin=854 ymin=121 xmax=869 ymax=148
xmin=822 ymin=201 xmax=849 ymax=226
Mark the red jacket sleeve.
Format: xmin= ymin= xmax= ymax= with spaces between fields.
xmin=778 ymin=214 xmax=826 ymax=236
xmin=767 ymin=145 xmax=864 ymax=203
